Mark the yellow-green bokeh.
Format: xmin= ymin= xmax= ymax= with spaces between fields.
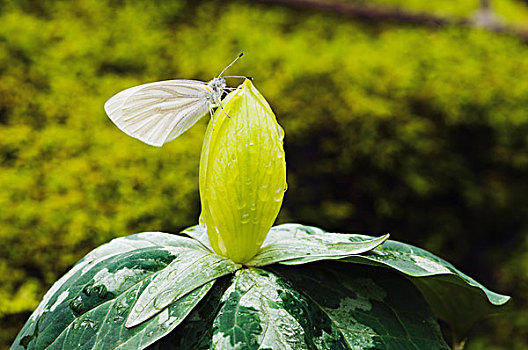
xmin=1 ymin=0 xmax=528 ymax=348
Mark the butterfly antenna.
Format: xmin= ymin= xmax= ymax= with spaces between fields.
xmin=223 ymin=75 xmax=253 ymax=80
xmin=218 ymin=52 xmax=244 ymax=77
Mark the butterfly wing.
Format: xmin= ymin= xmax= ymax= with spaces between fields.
xmin=104 ymin=80 xmax=211 ymax=147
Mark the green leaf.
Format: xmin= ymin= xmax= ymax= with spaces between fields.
xmin=183 ymin=224 xmax=389 ymax=267
xmin=153 ymin=263 xmax=449 ymax=349
xmin=147 ymin=276 xmax=233 ymax=350
xmin=270 ymin=263 xmax=450 ymax=350
xmin=12 ymin=232 xmax=218 ymax=350
xmin=275 ymin=224 xmax=511 ymax=338
xmin=211 ymin=269 xmax=316 ymax=349
xmin=126 ymin=246 xmax=241 ymax=328
xmin=182 ymin=224 xmax=213 ymax=251
xmin=246 ymin=225 xmax=389 ymax=267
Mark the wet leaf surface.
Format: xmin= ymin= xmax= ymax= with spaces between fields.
xmin=12 ymin=232 xmax=227 ymax=350
xmin=14 ymin=225 xmax=510 ymax=349
xmin=126 ymin=247 xmax=240 ymax=328
xmin=274 ymin=224 xmax=511 ymax=337
xmin=182 ymin=224 xmax=389 ymax=267
xmin=153 ymin=263 xmax=449 ymax=349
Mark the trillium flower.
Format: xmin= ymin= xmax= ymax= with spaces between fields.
xmin=13 ymin=76 xmax=509 ymax=350
xmin=199 ymin=79 xmax=287 ymax=263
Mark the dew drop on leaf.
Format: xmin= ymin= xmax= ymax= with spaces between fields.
xmin=113 ymin=300 xmax=129 ymax=315
xmin=69 ymin=297 xmax=84 ymax=314
xmin=79 ymin=319 xmax=97 ymax=329
xmin=82 ymin=284 xmax=93 ymax=296
xmin=93 ymin=285 xmax=108 ymax=298
xmin=153 ymin=289 xmax=174 ymax=310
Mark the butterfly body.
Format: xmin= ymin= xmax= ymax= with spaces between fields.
xmin=205 ymin=76 xmax=227 ymax=108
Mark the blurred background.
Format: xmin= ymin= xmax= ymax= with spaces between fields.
xmin=1 ymin=0 xmax=527 ymax=348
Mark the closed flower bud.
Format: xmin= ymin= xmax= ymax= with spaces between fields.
xmin=199 ymin=79 xmax=287 ymax=263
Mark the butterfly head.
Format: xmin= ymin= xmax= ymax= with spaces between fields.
xmin=209 ymin=76 xmax=226 ymax=91
xmin=208 ymin=77 xmax=226 ymax=97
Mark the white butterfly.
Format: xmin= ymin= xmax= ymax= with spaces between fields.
xmin=104 ymin=53 xmax=245 ymax=147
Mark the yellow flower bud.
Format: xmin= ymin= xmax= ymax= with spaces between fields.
xmin=199 ymin=79 xmax=287 ymax=263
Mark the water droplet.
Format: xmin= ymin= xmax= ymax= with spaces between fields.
xmin=298 ymin=308 xmax=305 ymax=316
xmin=240 ymin=213 xmax=250 ymax=224
xmin=148 ymin=285 xmax=158 ymax=294
xmin=245 ymin=177 xmax=252 ymax=185
xmin=80 ymin=319 xmax=97 ymax=329
xmin=69 ymin=297 xmax=84 ymax=314
xmin=153 ymin=289 xmax=175 ymax=309
xmin=236 ymin=202 xmax=246 ymax=210
xmin=82 ymin=284 xmax=93 ymax=296
xmin=249 ymin=203 xmax=257 ymax=212
xmin=93 ymin=285 xmax=108 ymax=298
xmin=114 ymin=299 xmax=130 ymax=315
xmin=265 ymin=163 xmax=274 ymax=174
xmin=146 ymin=331 xmax=154 ymax=337
xmin=273 ymin=187 xmax=284 ymax=202
xmin=277 ymin=126 xmax=284 ymax=140
xmin=112 ymin=316 xmax=124 ymax=323
xmin=258 ymin=184 xmax=271 ymax=201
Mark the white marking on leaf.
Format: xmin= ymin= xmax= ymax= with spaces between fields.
xmin=50 ymin=291 xmax=69 ymax=312
xmin=412 ymin=255 xmax=451 ymax=273
xmin=92 ymin=267 xmax=145 ymax=292
xmin=30 ymin=260 xmax=91 ymax=321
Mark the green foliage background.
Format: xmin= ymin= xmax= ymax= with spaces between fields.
xmin=0 ymin=0 xmax=527 ymax=348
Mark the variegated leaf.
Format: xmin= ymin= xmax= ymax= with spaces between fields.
xmin=12 ymin=232 xmax=217 ymax=350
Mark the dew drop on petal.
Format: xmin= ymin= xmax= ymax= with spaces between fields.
xmin=241 ymin=213 xmax=250 ymax=224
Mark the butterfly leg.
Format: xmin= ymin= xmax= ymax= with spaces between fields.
xmin=209 ymin=108 xmax=215 ymax=131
